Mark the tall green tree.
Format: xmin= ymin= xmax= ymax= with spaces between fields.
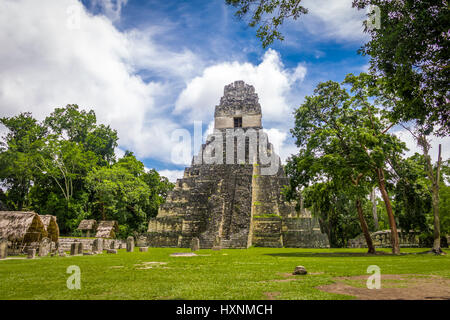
xmin=288 ymin=76 xmax=406 ymax=253
xmin=287 ymin=80 xmax=377 ymax=252
xmin=34 ymin=137 xmax=98 ymax=202
xmin=392 ymin=154 xmax=432 ymax=234
xmin=0 ymin=113 xmax=46 ymax=210
xmin=301 ymin=181 xmax=366 ymax=248
xmin=1 ymin=105 xmax=174 ymax=236
xmin=345 ymin=72 xmax=447 ymax=254
xmin=353 ymin=0 xmax=449 ymax=135
xmin=142 ymin=169 xmax=174 ymax=219
xmin=87 ymin=154 xmax=150 ymax=236
xmin=352 ymin=0 xmax=449 ymax=252
xmin=44 ymin=104 xmax=118 ymax=165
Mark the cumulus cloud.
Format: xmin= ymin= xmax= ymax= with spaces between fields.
xmin=0 ymin=0 xmax=200 ymax=163
xmin=158 ymin=169 xmax=185 ymax=183
xmin=126 ymin=28 xmax=203 ymax=80
xmin=174 ymin=49 xmax=307 ymax=124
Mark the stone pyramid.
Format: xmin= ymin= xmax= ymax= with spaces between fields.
xmin=147 ymin=81 xmax=329 ymax=249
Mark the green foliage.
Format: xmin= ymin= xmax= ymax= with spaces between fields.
xmin=226 ymin=0 xmax=308 ymax=47
xmin=86 ymin=155 xmax=151 ymax=235
xmin=303 ymin=182 xmax=366 ymax=247
xmin=439 ymin=182 xmax=450 ymax=235
xmin=0 ymin=113 xmax=46 ymax=210
xmin=286 ymin=75 xmax=406 ymax=246
xmin=0 ymin=105 xmax=173 ymax=237
xmin=352 ymin=0 xmax=449 ymax=135
xmin=44 ymin=104 xmax=118 ymax=164
xmin=393 ymin=154 xmax=432 ymax=233
xmin=141 ymin=168 xmax=174 ymax=219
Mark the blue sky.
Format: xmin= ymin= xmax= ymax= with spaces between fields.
xmin=0 ymin=0 xmax=447 ymax=181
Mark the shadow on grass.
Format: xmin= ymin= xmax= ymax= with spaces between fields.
xmin=264 ymin=251 xmax=398 ymax=258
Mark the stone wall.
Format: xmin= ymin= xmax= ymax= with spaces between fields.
xmin=147 ymin=164 xmax=254 ymax=249
xmin=58 ymin=238 xmax=126 ymax=252
xmin=282 ymin=218 xmax=330 ymax=248
xmin=251 ymin=217 xmax=283 ymax=247
xmin=250 ymin=217 xmax=330 ymax=248
xmin=348 ymin=230 xmax=420 ymax=248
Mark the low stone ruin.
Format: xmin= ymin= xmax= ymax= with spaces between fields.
xmin=348 ymin=230 xmax=420 ymax=248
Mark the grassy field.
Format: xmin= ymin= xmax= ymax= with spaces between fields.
xmin=0 ymin=247 xmax=449 ymax=300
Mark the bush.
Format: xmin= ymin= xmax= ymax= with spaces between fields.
xmin=418 ymin=232 xmax=448 ymax=248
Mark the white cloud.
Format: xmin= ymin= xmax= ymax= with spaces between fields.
xmin=173 ymin=49 xmax=305 ymax=166
xmin=203 ymin=121 xmax=215 ymax=143
xmin=158 ymin=169 xmax=184 ymax=183
xmin=0 ymin=0 xmax=199 ymax=163
xmin=265 ymin=128 xmax=299 ymax=164
xmin=298 ymin=0 xmax=369 ymax=42
xmin=265 ymin=128 xmax=286 ymax=157
xmin=174 ymin=49 xmax=306 ymax=124
xmin=126 ymin=28 xmax=203 ymax=80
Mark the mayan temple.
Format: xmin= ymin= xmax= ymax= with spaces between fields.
xmin=147 ymin=81 xmax=329 ymax=249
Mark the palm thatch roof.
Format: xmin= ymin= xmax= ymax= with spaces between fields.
xmin=39 ymin=215 xmax=59 ymax=242
xmin=95 ymin=220 xmax=119 ymax=238
xmin=0 ymin=211 xmax=47 ymax=243
xmin=77 ymin=219 xmax=98 ymax=231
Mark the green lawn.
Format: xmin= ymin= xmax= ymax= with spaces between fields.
xmin=0 ymin=247 xmax=449 ymax=300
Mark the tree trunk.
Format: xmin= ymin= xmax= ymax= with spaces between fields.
xmin=356 ymin=198 xmax=376 ymax=254
xmin=371 ymin=187 xmax=379 ymax=230
xmin=431 ymin=184 xmax=441 ymax=253
xmin=430 ymin=144 xmax=442 ymax=254
xmin=376 ymin=168 xmax=400 ymax=254
xmin=101 ymin=202 xmax=106 ymax=221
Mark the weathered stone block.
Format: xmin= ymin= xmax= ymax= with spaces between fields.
xmin=39 ymin=237 xmax=51 ymax=257
xmin=139 ymin=247 xmax=148 ymax=252
xmin=126 ymin=236 xmax=134 ymax=252
xmin=77 ymin=242 xmax=83 ymax=255
xmin=92 ymin=238 xmax=103 ymax=253
xmin=70 ymin=243 xmax=77 ymax=256
xmin=0 ymin=240 xmax=7 ymax=259
xmin=136 ymin=236 xmax=147 ymax=247
xmin=190 ymin=237 xmax=200 ymax=251
xmin=27 ymin=249 xmax=36 ymax=259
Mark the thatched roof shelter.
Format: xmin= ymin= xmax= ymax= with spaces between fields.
xmin=39 ymin=215 xmax=59 ymax=242
xmin=77 ymin=219 xmax=98 ymax=231
xmin=95 ymin=220 xmax=119 ymax=238
xmin=0 ymin=211 xmax=47 ymax=243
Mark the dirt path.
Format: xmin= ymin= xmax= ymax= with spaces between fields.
xmin=317 ymin=274 xmax=450 ymax=300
